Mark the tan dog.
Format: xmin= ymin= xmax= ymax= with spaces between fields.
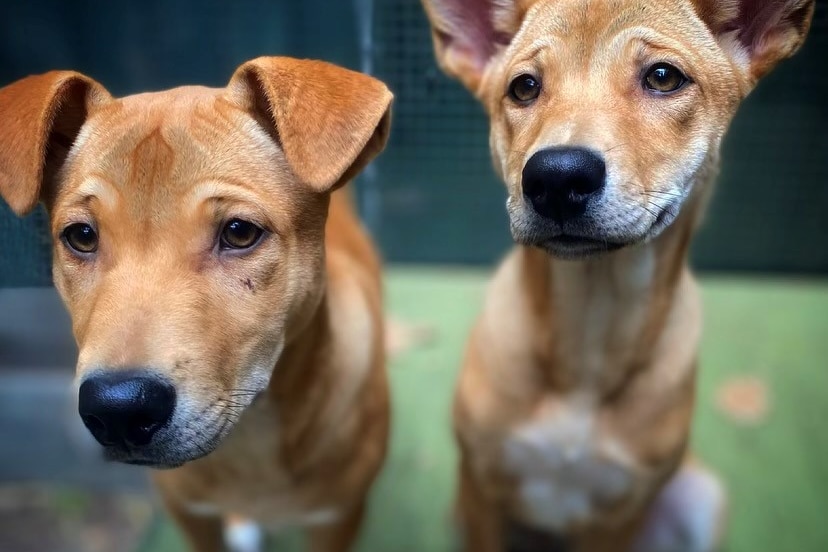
xmin=0 ymin=57 xmax=392 ymax=552
xmin=421 ymin=0 xmax=814 ymax=551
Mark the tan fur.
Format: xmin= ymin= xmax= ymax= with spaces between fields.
xmin=0 ymin=57 xmax=392 ymax=552
xmin=421 ymin=0 xmax=814 ymax=550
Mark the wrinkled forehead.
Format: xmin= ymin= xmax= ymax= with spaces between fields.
xmin=57 ymin=86 xmax=293 ymax=212
xmin=512 ymin=0 xmax=713 ymax=57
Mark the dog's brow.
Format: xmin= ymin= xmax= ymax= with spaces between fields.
xmin=71 ymin=177 xmax=119 ymax=209
xmin=609 ymin=26 xmax=688 ymax=55
xmin=514 ymin=39 xmax=557 ymax=67
xmin=187 ymin=179 xmax=262 ymax=206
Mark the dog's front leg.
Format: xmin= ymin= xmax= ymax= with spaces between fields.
xmin=158 ymin=490 xmax=226 ymax=552
xmin=166 ymin=505 xmax=225 ymax=552
xmin=631 ymin=459 xmax=726 ymax=552
xmin=305 ymin=500 xmax=366 ymax=552
xmin=457 ymin=457 xmax=504 ymax=552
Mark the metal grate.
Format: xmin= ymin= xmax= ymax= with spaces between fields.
xmin=0 ymin=0 xmax=826 ymax=286
xmin=0 ymin=204 xmax=53 ymax=287
xmin=692 ymin=1 xmax=828 ymax=273
xmin=370 ymin=0 xmax=514 ymax=265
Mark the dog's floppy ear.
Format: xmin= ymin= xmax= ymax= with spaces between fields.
xmin=421 ymin=0 xmax=527 ymax=94
xmin=692 ymin=0 xmax=815 ymax=83
xmin=228 ymin=57 xmax=393 ymax=193
xmin=0 ymin=71 xmax=111 ymax=215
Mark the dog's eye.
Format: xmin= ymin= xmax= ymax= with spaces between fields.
xmin=508 ymin=74 xmax=542 ymax=103
xmin=643 ymin=63 xmax=688 ymax=94
xmin=62 ymin=223 xmax=99 ymax=254
xmin=220 ymin=219 xmax=264 ymax=250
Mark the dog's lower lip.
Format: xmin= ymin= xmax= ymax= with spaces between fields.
xmin=532 ymin=234 xmax=627 ymax=258
xmin=103 ymin=445 xmax=198 ymax=469
xmin=549 ymin=235 xmax=621 ymax=247
xmin=115 ymin=456 xmax=185 ymax=469
xmin=124 ymin=458 xmax=153 ymax=466
xmin=553 ymin=234 xmax=599 ymax=244
xmin=125 ymin=458 xmax=164 ymax=467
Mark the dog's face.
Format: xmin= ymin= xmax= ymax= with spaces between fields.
xmin=423 ymin=0 xmax=814 ymax=257
xmin=0 ymin=58 xmax=391 ymax=467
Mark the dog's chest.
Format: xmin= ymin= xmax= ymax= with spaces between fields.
xmin=501 ymin=398 xmax=637 ymax=531
xmin=181 ymin=403 xmax=341 ymax=529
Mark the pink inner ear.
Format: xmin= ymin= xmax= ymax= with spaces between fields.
xmin=435 ymin=0 xmax=513 ymax=68
xmin=728 ymin=0 xmax=808 ymax=53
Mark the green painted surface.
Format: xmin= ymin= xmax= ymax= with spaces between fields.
xmin=139 ymin=268 xmax=828 ymax=552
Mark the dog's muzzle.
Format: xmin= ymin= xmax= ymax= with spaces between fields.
xmin=522 ymin=147 xmax=606 ymax=223
xmin=515 ymin=147 xmax=625 ymax=257
xmin=78 ymin=369 xmax=176 ymax=452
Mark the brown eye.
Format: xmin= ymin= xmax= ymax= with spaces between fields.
xmin=62 ymin=223 xmax=98 ymax=254
xmin=643 ymin=63 xmax=688 ymax=94
xmin=220 ymin=219 xmax=263 ymax=251
xmin=508 ymin=74 xmax=542 ymax=103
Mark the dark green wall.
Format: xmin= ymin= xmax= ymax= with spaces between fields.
xmin=1 ymin=0 xmax=826 ymax=287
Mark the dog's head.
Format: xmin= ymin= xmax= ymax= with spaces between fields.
xmin=423 ymin=0 xmax=814 ymax=257
xmin=0 ymin=57 xmax=392 ymax=468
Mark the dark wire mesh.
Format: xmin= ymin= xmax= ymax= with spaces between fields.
xmin=0 ymin=204 xmax=53 ymax=287
xmin=0 ymin=0 xmax=826 ymax=288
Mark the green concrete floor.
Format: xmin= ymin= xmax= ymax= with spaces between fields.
xmin=138 ymin=268 xmax=828 ymax=552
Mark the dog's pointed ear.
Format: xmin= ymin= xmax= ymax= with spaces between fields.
xmin=0 ymin=71 xmax=111 ymax=215
xmin=692 ymin=0 xmax=815 ymax=83
xmin=421 ymin=0 xmax=527 ymax=94
xmin=227 ymin=57 xmax=393 ymax=193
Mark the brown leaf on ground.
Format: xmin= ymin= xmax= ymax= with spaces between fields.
xmin=715 ymin=376 xmax=771 ymax=425
xmin=385 ymin=317 xmax=436 ymax=357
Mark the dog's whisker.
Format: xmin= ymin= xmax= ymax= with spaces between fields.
xmin=642 ymin=190 xmax=682 ymax=199
xmin=642 ymin=203 xmax=662 ymax=219
xmin=217 ymin=398 xmax=249 ymax=408
xmin=604 ymin=142 xmax=628 ymax=153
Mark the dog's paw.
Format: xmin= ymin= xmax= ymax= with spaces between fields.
xmin=224 ymin=516 xmax=264 ymax=552
xmin=631 ymin=463 xmax=727 ymax=552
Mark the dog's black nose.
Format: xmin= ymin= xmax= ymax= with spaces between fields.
xmin=78 ymin=371 xmax=175 ymax=448
xmin=522 ymin=147 xmax=606 ymax=221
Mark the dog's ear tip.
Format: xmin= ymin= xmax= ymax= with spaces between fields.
xmin=0 ymin=69 xmax=106 ymax=217
xmin=0 ymin=175 xmax=38 ymax=216
xmin=369 ymin=80 xmax=394 ymax=115
xmin=695 ymin=0 xmax=816 ymax=82
xmin=421 ymin=0 xmax=523 ymax=92
xmin=227 ymin=57 xmax=394 ymax=194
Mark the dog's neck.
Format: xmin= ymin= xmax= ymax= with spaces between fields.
xmin=523 ymin=159 xmax=715 ymax=395
xmin=266 ymin=285 xmax=331 ymax=396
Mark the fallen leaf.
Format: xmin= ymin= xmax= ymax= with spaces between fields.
xmin=715 ymin=376 xmax=771 ymax=425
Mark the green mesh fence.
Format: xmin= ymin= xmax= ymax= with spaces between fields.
xmin=0 ymin=205 xmax=52 ymax=287
xmin=1 ymin=0 xmax=826 ymax=288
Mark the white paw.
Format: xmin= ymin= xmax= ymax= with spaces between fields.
xmin=224 ymin=518 xmax=264 ymax=552
xmin=632 ymin=464 xmax=727 ymax=552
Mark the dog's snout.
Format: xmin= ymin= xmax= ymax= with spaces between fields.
xmin=78 ymin=371 xmax=176 ymax=448
xmin=522 ymin=147 xmax=606 ymax=221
